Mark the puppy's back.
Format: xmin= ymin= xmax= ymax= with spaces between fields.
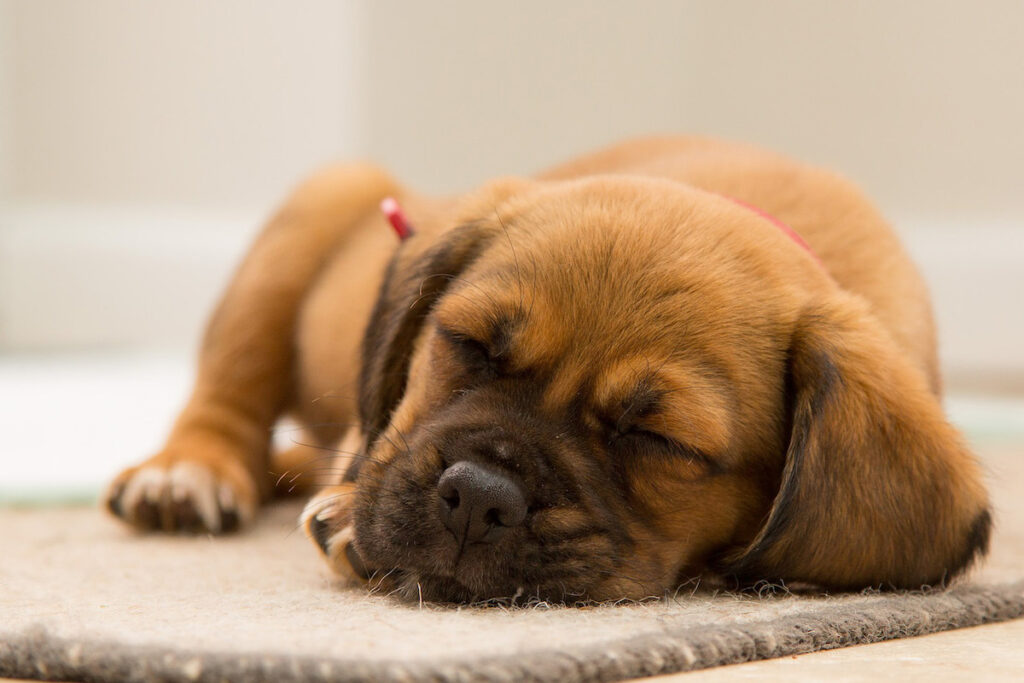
xmin=539 ymin=136 xmax=939 ymax=392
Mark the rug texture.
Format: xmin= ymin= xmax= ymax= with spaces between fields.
xmin=2 ymin=443 xmax=1022 ymax=683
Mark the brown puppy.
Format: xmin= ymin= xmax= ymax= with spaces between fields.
xmin=105 ymin=137 xmax=991 ymax=603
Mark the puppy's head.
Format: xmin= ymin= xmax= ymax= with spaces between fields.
xmin=319 ymin=177 xmax=990 ymax=602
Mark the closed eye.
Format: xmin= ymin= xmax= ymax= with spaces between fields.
xmin=613 ymin=427 xmax=720 ymax=472
xmin=438 ymin=326 xmax=499 ymax=375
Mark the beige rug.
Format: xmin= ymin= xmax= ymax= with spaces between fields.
xmin=2 ymin=442 xmax=1022 ymax=682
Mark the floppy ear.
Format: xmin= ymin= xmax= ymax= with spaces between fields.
xmin=725 ymin=294 xmax=991 ymax=589
xmin=358 ymin=222 xmax=495 ymax=445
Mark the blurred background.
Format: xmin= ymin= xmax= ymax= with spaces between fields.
xmin=1 ymin=1 xmax=1022 ymax=496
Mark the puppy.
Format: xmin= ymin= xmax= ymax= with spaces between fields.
xmin=106 ymin=137 xmax=991 ymax=603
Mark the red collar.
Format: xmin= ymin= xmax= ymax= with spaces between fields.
xmin=380 ymin=197 xmax=415 ymax=240
xmin=720 ymin=194 xmax=822 ymax=267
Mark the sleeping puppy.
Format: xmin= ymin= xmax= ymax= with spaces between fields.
xmin=105 ymin=137 xmax=991 ymax=603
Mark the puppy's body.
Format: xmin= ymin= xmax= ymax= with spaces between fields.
xmin=107 ymin=137 xmax=988 ymax=602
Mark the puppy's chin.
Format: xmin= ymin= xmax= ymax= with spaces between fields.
xmin=356 ymin=543 xmax=535 ymax=604
xmin=370 ymin=565 xmax=647 ymax=605
xmin=381 ymin=571 xmax=526 ymax=605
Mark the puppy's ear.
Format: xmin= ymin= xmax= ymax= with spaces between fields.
xmin=725 ymin=294 xmax=991 ymax=589
xmin=358 ymin=222 xmax=495 ymax=443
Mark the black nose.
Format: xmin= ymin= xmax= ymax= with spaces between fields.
xmin=437 ymin=461 xmax=527 ymax=545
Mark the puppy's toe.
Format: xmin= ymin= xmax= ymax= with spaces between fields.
xmin=301 ymin=484 xmax=368 ymax=581
xmin=105 ymin=460 xmax=256 ymax=534
xmin=308 ymin=513 xmax=333 ymax=555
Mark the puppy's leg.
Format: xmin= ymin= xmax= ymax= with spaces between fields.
xmin=106 ymin=164 xmax=398 ymax=533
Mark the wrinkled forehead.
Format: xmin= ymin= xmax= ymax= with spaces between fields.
xmin=431 ymin=225 xmax=735 ymax=444
xmin=436 ymin=207 xmax=731 ymax=353
xmin=435 ymin=238 xmax=679 ymax=358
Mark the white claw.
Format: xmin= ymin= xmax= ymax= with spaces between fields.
xmin=118 ymin=467 xmax=167 ymax=521
xmin=217 ymin=482 xmax=236 ymax=512
xmin=300 ymin=496 xmax=324 ymax=534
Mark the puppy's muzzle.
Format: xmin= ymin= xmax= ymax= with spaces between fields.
xmin=437 ymin=461 xmax=527 ymax=545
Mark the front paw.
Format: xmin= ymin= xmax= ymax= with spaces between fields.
xmin=105 ymin=457 xmax=258 ymax=533
xmin=301 ymin=484 xmax=369 ymax=582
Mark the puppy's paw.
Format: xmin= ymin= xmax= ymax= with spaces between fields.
xmin=105 ymin=456 xmax=258 ymax=534
xmin=301 ymin=484 xmax=369 ymax=582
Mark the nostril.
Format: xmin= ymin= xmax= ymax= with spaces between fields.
xmin=441 ymin=490 xmax=460 ymax=510
xmin=437 ymin=471 xmax=461 ymax=511
xmin=483 ymin=507 xmax=502 ymax=527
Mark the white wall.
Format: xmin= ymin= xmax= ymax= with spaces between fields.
xmin=7 ymin=1 xmax=1023 ymax=214
xmin=0 ymin=0 xmax=369 ymax=349
xmin=4 ymin=0 xmax=368 ymax=209
xmin=358 ymin=1 xmax=1024 ymax=221
xmin=0 ymin=2 xmax=13 ymax=200
xmin=1 ymin=0 xmax=1021 ymax=383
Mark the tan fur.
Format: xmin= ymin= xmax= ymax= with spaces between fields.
xmin=106 ymin=137 xmax=989 ymax=599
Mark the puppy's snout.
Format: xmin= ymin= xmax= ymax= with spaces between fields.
xmin=437 ymin=461 xmax=526 ymax=545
